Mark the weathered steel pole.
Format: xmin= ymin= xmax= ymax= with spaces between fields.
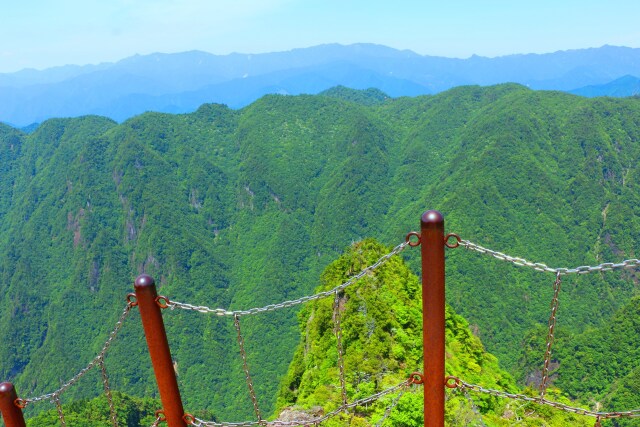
xmin=421 ymin=210 xmax=446 ymax=426
xmin=134 ymin=274 xmax=186 ymax=427
xmin=0 ymin=382 xmax=26 ymax=427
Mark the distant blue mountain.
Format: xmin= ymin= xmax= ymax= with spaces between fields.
xmin=569 ymin=75 xmax=640 ymax=97
xmin=1 ymin=43 xmax=640 ymax=126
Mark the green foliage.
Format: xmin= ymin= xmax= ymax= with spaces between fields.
xmin=0 ymin=86 xmax=639 ymax=423
xmin=25 ymin=392 xmax=161 ymax=427
xmin=319 ymin=86 xmax=391 ymax=106
xmin=602 ymin=367 xmax=640 ymax=427
xmin=275 ymin=239 xmax=592 ymax=426
xmin=555 ymin=297 xmax=640 ymax=398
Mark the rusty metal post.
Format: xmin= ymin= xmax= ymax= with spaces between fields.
xmin=134 ymin=274 xmax=186 ymax=427
xmin=421 ymin=210 xmax=445 ymax=427
xmin=0 ymin=382 xmax=26 ymax=427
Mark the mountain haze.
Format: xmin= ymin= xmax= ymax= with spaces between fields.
xmin=2 ymin=44 xmax=640 ymax=126
xmin=570 ymin=75 xmax=640 ymax=97
xmin=1 ymin=86 xmax=640 ymax=422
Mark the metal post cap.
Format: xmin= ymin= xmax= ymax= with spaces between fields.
xmin=421 ymin=210 xmax=444 ymax=227
xmin=0 ymin=382 xmax=15 ymax=396
xmin=135 ymin=274 xmax=155 ymax=288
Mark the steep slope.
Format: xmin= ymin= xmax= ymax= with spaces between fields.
xmin=276 ymin=239 xmax=591 ymax=426
xmin=555 ymin=297 xmax=640 ymax=400
xmin=0 ymin=86 xmax=639 ymax=422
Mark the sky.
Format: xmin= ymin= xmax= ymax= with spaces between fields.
xmin=1 ymin=0 xmax=639 ymax=73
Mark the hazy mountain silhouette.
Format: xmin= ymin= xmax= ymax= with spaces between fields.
xmin=2 ymin=43 xmax=640 ymax=126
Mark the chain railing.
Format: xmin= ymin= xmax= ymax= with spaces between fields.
xmin=166 ymin=241 xmax=409 ymax=317
xmin=3 ymin=219 xmax=640 ymax=427
xmin=0 ymin=240 xmax=413 ymax=427
xmin=4 ymin=301 xmax=136 ymax=427
xmin=184 ymin=379 xmax=416 ymax=427
xmin=233 ymin=315 xmax=262 ymax=423
xmin=539 ymin=272 xmax=561 ymax=399
xmin=163 ymin=241 xmax=415 ymax=427
xmin=332 ymin=291 xmax=348 ymax=407
xmin=445 ymin=376 xmax=640 ymax=421
xmin=446 ymin=233 xmax=640 ymax=425
xmin=453 ymin=236 xmax=640 ymax=275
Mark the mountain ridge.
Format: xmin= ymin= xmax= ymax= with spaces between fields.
xmin=570 ymin=74 xmax=640 ymax=97
xmin=2 ymin=44 xmax=640 ymax=126
xmin=1 ymin=86 xmax=640 ymax=421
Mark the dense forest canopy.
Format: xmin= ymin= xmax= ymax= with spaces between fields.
xmin=0 ymin=84 xmax=639 ymax=424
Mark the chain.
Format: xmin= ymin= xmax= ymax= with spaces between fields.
xmin=456 ymin=387 xmax=488 ymax=427
xmin=185 ymin=380 xmax=411 ymax=427
xmin=149 ymin=415 xmax=165 ymax=427
xmin=333 ymin=291 xmax=348 ymax=406
xmin=233 ymin=315 xmax=262 ymax=422
xmin=53 ymin=394 xmax=66 ymax=427
xmin=374 ymin=383 xmax=410 ymax=427
xmin=539 ymin=272 xmax=561 ymax=399
xmin=448 ymin=376 xmax=640 ymax=419
xmin=99 ymin=357 xmax=119 ymax=427
xmin=169 ymin=241 xmax=409 ymax=316
xmin=459 ymin=239 xmax=640 ymax=275
xmin=20 ymin=303 xmax=133 ymax=407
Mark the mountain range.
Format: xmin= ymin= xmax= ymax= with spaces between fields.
xmin=1 ymin=84 xmax=640 ymax=424
xmin=1 ymin=43 xmax=640 ymax=127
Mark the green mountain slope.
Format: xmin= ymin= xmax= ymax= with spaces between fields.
xmin=276 ymin=239 xmax=591 ymax=427
xmin=1 ymin=86 xmax=639 ymax=422
xmin=556 ymin=297 xmax=640 ymax=399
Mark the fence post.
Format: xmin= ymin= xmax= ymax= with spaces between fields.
xmin=134 ymin=274 xmax=187 ymax=427
xmin=0 ymin=382 xmax=26 ymax=427
xmin=421 ymin=210 xmax=445 ymax=427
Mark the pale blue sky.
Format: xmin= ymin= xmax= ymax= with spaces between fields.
xmin=1 ymin=0 xmax=639 ymax=73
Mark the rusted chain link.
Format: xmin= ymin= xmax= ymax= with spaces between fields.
xmin=99 ymin=358 xmax=119 ymax=427
xmin=374 ymin=383 xmax=411 ymax=427
xmin=185 ymin=379 xmax=413 ymax=426
xmin=18 ymin=302 xmax=133 ymax=407
xmin=168 ymin=241 xmax=410 ymax=316
xmin=333 ymin=291 xmax=348 ymax=407
xmin=447 ymin=376 xmax=640 ymax=419
xmin=456 ymin=237 xmax=640 ymax=275
xmin=457 ymin=388 xmax=488 ymax=427
xmin=150 ymin=411 xmax=166 ymax=427
xmin=53 ymin=394 xmax=66 ymax=427
xmin=233 ymin=315 xmax=262 ymax=422
xmin=539 ymin=272 xmax=561 ymax=399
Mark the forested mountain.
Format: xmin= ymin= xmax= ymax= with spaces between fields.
xmin=2 ymin=44 xmax=640 ymax=126
xmin=274 ymin=240 xmax=591 ymax=426
xmin=1 ymin=85 xmax=640 ymax=424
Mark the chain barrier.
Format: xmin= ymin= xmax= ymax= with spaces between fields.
xmin=373 ymin=382 xmax=411 ymax=427
xmin=333 ymin=291 xmax=348 ymax=407
xmin=233 ymin=315 xmax=263 ymax=422
xmin=446 ymin=376 xmax=640 ymax=420
xmin=150 ymin=411 xmax=166 ymax=427
xmin=99 ymin=357 xmax=119 ymax=427
xmin=185 ymin=379 xmax=413 ymax=427
xmin=9 ymin=232 xmax=640 ymax=427
xmin=448 ymin=234 xmax=640 ymax=422
xmin=459 ymin=388 xmax=488 ymax=427
xmin=167 ymin=241 xmax=409 ymax=316
xmin=53 ymin=394 xmax=66 ymax=427
xmin=456 ymin=237 xmax=640 ymax=275
xmin=539 ymin=272 xmax=561 ymax=399
xmin=16 ymin=302 xmax=133 ymax=408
